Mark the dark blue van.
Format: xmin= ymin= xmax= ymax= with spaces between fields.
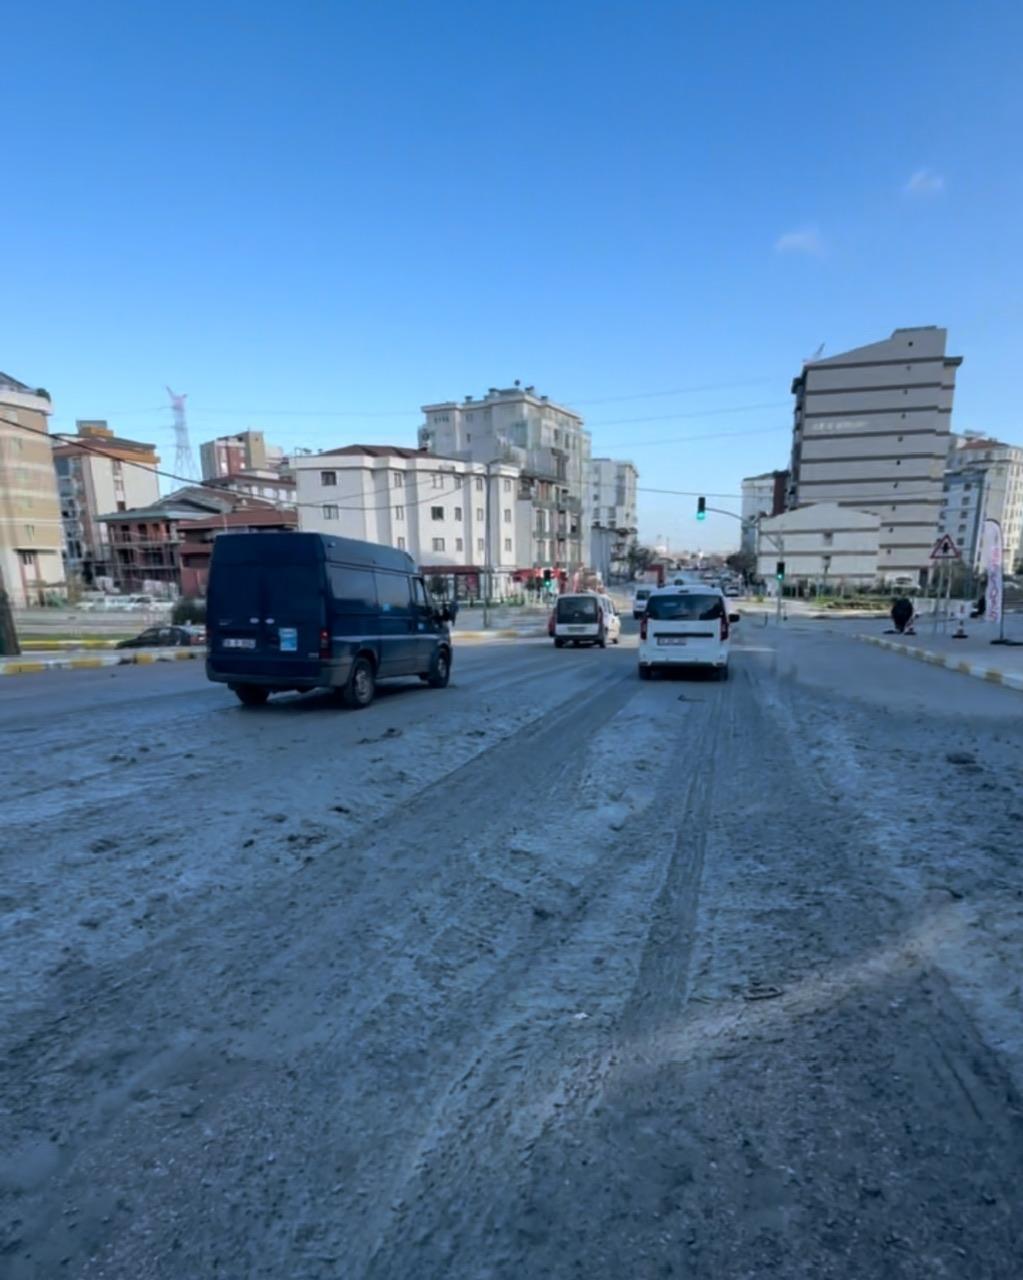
xmin=205 ymin=532 xmax=456 ymax=708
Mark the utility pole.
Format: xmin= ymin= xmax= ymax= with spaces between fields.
xmin=0 ymin=565 xmax=21 ymax=656
xmin=482 ymin=460 xmax=493 ymax=630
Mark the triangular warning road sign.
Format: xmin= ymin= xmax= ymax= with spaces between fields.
xmin=930 ymin=533 xmax=961 ymax=560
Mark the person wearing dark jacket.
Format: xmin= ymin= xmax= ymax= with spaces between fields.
xmin=891 ymin=596 xmax=914 ymax=634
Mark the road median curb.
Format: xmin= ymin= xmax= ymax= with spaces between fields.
xmin=855 ymin=634 xmax=1023 ymax=693
xmin=0 ymin=648 xmax=204 ymax=676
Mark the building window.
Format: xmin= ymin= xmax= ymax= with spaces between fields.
xmin=397 ymin=536 xmax=406 ymax=550
xmin=503 ymin=478 xmax=512 ymax=493
xmin=394 ymin=505 xmax=405 ymax=520
xmin=432 ymin=474 xmax=444 ymax=489
xmin=18 ymin=550 xmax=36 ymax=566
xmin=393 ymin=472 xmax=404 ymax=488
xmin=431 ymin=506 xmax=444 ymax=520
xmin=432 ymin=537 xmax=445 ymax=552
xmin=822 ymin=531 xmax=833 ymax=546
xmin=477 ymin=538 xmax=485 ymax=552
xmin=456 ymin=537 xmax=464 ymax=552
xmin=323 ymin=504 xmax=339 ymax=520
xmin=321 ymin=470 xmax=337 ymax=486
xmin=476 ymin=477 xmax=484 ymax=492
xmin=504 ymin=538 xmax=512 ymax=552
xmin=454 ymin=506 xmax=462 ymax=520
xmin=476 ymin=507 xmax=484 ymax=521
xmin=503 ymin=509 xmax=511 ymax=523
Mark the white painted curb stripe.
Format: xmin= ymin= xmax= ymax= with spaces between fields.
xmin=855 ymin=634 xmax=1023 ymax=693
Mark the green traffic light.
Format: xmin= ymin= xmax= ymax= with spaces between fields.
xmin=696 ymin=511 xmax=706 ymax=521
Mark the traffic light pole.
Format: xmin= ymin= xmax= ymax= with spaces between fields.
xmin=698 ymin=503 xmax=785 ymax=623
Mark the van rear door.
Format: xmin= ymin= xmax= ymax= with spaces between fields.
xmin=646 ymin=591 xmax=726 ymax=660
xmin=210 ymin=559 xmax=326 ymax=676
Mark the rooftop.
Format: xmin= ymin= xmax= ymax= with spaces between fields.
xmin=314 ymin=444 xmax=462 ymax=462
xmin=178 ymin=508 xmax=297 ymax=532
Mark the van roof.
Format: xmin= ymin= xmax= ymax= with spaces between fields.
xmin=209 ymin=530 xmax=416 ymax=574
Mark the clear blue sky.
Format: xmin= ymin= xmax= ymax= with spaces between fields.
xmin=4 ymin=0 xmax=1022 ymax=550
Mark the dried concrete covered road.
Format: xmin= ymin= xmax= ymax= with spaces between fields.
xmin=3 ymin=624 xmax=1023 ymax=1278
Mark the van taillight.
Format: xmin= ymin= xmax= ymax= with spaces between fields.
xmin=640 ymin=616 xmax=648 ymax=641
xmin=319 ymin=628 xmax=330 ymax=658
xmin=720 ymin=615 xmax=729 ymax=641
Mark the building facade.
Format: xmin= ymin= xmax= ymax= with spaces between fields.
xmin=98 ymin=486 xmax=271 ymax=595
xmin=756 ymin=503 xmax=880 ymax=587
xmin=199 ymin=430 xmax=283 ymax=480
xmin=788 ymin=327 xmax=962 ymax=584
xmin=53 ymin=421 xmax=160 ymax=585
xmin=0 ymin=373 xmax=65 ymax=607
xmin=202 ymin=469 xmax=297 ymax=508
xmin=293 ymin=445 xmax=522 ymax=597
xmin=940 ymin=436 xmax=1023 ymax=573
xmin=419 ymin=385 xmax=592 ymax=574
xmin=740 ymin=470 xmax=788 ymax=554
xmin=589 ymin=457 xmax=638 ymax=583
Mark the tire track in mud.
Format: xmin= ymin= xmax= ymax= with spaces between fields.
xmin=2 ymin=660 xmax=644 ymax=1277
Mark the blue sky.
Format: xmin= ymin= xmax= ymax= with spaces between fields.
xmin=4 ymin=0 xmax=1022 ymax=550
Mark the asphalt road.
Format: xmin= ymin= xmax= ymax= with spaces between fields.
xmin=3 ymin=622 xmax=1023 ymax=1278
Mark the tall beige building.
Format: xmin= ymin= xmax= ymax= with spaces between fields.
xmin=0 ymin=373 xmax=65 ymax=606
xmin=789 ymin=327 xmax=962 ymax=584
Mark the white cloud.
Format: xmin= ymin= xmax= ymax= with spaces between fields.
xmin=904 ymin=168 xmax=945 ymax=195
xmin=774 ymin=227 xmax=824 ymax=257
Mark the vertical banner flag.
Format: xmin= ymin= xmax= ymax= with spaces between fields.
xmin=983 ymin=518 xmax=1003 ymax=627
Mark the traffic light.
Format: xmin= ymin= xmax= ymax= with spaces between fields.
xmin=776 ymin=561 xmax=785 ymax=581
xmin=696 ymin=496 xmax=706 ymax=521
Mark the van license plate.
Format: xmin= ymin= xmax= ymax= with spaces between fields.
xmin=279 ymin=627 xmax=298 ymax=652
xmin=658 ymin=637 xmax=687 ymax=645
xmin=568 ymin=626 xmax=587 ymax=633
xmin=223 ymin=638 xmax=256 ymax=649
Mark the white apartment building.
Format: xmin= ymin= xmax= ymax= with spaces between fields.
xmin=419 ymin=385 xmax=592 ymax=573
xmin=757 ymin=503 xmax=880 ymax=587
xmin=0 ymin=373 xmax=65 ymax=606
xmin=789 ymin=327 xmax=962 ymax=584
xmin=940 ymin=436 xmax=1023 ymax=573
xmin=589 ymin=457 xmax=638 ymax=582
xmin=293 ymin=445 xmax=522 ymax=597
xmin=53 ymin=421 xmax=161 ymax=583
xmin=740 ymin=471 xmax=787 ymax=554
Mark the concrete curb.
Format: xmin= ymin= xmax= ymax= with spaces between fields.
xmin=0 ymin=648 xmax=203 ymax=676
xmin=855 ymin=634 xmax=1023 ymax=693
xmin=15 ymin=638 xmax=125 ymax=650
xmin=1 ymin=631 xmax=545 ymax=675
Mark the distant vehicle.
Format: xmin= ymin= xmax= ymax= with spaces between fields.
xmin=723 ymin=584 xmax=741 ymax=597
xmin=638 ymin=586 xmax=739 ymax=680
xmin=633 ymin=586 xmax=653 ymax=618
xmin=205 ymin=532 xmax=456 ymax=708
xmin=638 ymin=565 xmax=665 ymax=587
xmin=552 ymin=592 xmax=617 ymax=648
xmin=116 ymin=625 xmax=196 ymax=649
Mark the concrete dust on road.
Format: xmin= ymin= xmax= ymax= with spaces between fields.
xmin=3 ymin=629 xmax=1023 ymax=1278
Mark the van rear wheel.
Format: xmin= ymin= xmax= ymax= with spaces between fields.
xmin=554 ymin=638 xmax=565 ymax=648
xmin=427 ymin=647 xmax=451 ymax=688
xmin=235 ymin=684 xmax=269 ymax=707
xmin=342 ymin=656 xmax=376 ymax=709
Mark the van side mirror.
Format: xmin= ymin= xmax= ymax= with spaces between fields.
xmin=728 ymin=612 xmax=741 ymax=624
xmin=440 ymin=602 xmax=458 ymax=623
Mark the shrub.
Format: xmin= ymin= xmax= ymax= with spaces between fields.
xmin=172 ymin=597 xmax=206 ymax=625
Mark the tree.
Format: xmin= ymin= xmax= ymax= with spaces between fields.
xmin=726 ymin=549 xmax=756 ymax=579
xmin=627 ymin=544 xmax=656 ymax=577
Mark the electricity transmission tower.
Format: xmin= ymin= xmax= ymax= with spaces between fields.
xmin=167 ymin=386 xmax=197 ymax=480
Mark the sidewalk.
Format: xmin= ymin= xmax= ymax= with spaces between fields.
xmin=854 ymin=614 xmax=1023 ymax=693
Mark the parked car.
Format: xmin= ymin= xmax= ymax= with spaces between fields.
xmin=205 ymin=531 xmax=456 ymax=707
xmin=116 ymin=625 xmax=196 ymax=649
xmin=638 ymin=586 xmax=739 ymax=680
xmin=552 ymin=592 xmax=617 ymax=648
xmin=633 ymin=586 xmax=653 ymax=619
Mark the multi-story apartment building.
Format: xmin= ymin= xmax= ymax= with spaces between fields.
xmin=0 ymin=373 xmax=65 ymax=606
xmin=589 ymin=457 xmax=638 ymax=582
xmin=788 ymin=327 xmax=962 ymax=584
xmin=292 ymin=445 xmax=522 ymax=597
xmin=756 ymin=503 xmax=880 ymax=587
xmin=740 ymin=470 xmax=788 ymax=554
xmin=53 ymin=421 xmax=160 ymax=584
xmin=199 ymin=430 xmax=284 ymax=480
xmin=419 ymin=385 xmax=592 ymax=574
xmin=941 ymin=435 xmax=1023 ymax=573
xmin=202 ymin=469 xmax=297 ymax=509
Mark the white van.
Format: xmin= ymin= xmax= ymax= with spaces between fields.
xmin=638 ymin=586 xmax=738 ymax=680
xmin=553 ymin=592 xmax=618 ymax=648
